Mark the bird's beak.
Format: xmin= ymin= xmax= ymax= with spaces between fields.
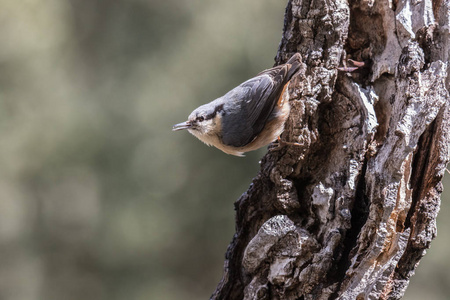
xmin=172 ymin=121 xmax=191 ymax=131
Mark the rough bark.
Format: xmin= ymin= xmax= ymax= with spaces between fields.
xmin=212 ymin=0 xmax=450 ymax=299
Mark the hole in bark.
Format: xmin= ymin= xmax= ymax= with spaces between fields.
xmin=344 ymin=6 xmax=385 ymax=84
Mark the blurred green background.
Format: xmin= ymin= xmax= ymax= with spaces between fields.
xmin=0 ymin=0 xmax=448 ymax=299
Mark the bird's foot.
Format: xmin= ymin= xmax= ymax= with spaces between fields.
xmin=269 ymin=137 xmax=302 ymax=152
xmin=337 ymin=59 xmax=366 ymax=72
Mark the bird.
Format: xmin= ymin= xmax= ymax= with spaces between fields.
xmin=172 ymin=53 xmax=302 ymax=156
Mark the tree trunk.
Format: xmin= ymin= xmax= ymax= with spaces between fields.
xmin=211 ymin=0 xmax=450 ymax=299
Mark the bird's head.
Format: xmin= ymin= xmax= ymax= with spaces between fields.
xmin=172 ymin=102 xmax=224 ymax=138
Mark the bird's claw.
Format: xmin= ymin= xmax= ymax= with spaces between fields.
xmin=269 ymin=137 xmax=302 ymax=152
xmin=337 ymin=59 xmax=366 ymax=73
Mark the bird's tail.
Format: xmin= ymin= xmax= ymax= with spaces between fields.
xmin=286 ymin=53 xmax=302 ymax=80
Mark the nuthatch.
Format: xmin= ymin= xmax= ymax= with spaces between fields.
xmin=173 ymin=53 xmax=302 ymax=156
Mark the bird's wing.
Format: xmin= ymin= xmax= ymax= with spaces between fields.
xmin=245 ymin=65 xmax=289 ymax=133
xmin=221 ymin=64 xmax=290 ymax=147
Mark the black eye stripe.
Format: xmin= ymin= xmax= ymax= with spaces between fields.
xmin=197 ymin=104 xmax=224 ymax=122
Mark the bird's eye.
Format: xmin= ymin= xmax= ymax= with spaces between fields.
xmin=197 ymin=116 xmax=205 ymax=122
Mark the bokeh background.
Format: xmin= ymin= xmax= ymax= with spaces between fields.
xmin=0 ymin=0 xmax=448 ymax=299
